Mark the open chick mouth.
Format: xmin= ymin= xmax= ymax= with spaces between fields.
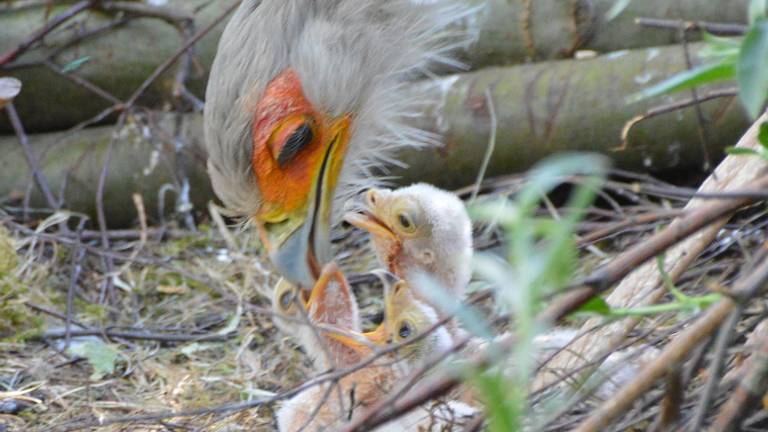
xmin=343 ymin=209 xmax=397 ymax=241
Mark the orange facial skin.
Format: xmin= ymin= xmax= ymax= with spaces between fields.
xmin=252 ymin=69 xmax=323 ymax=222
xmin=250 ymin=68 xmax=351 ymax=285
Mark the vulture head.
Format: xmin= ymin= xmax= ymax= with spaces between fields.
xmin=204 ymin=0 xmax=470 ymax=290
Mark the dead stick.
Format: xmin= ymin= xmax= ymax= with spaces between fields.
xmin=620 ymin=88 xmax=737 ymax=148
xmin=5 ymin=102 xmax=58 ymax=210
xmin=688 ymin=306 xmax=743 ymax=430
xmin=122 ymin=0 xmax=242 ymax=108
xmin=579 ymin=176 xmax=768 ymax=291
xmin=0 ymin=0 xmax=93 ymax=66
xmin=712 ymin=327 xmax=768 ymax=431
xmin=39 ymin=328 xmax=237 ymax=343
xmin=635 ymin=17 xmax=747 ymax=36
xmin=343 ymin=176 xmax=768 ymax=432
xmin=574 ymin=243 xmax=768 ymax=432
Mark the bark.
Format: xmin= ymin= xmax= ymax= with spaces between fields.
xmin=0 ymin=77 xmax=22 ymax=108
xmin=0 ymin=112 xmax=213 ymax=227
xmin=0 ymin=0 xmax=749 ymax=133
xmin=460 ymin=0 xmax=749 ymax=67
xmin=0 ymin=0 xmax=226 ymax=133
xmin=0 ymin=44 xmax=751 ymax=225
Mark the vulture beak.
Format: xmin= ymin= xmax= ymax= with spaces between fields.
xmin=251 ymin=69 xmax=351 ymax=289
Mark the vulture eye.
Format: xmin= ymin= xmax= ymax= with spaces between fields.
xmin=277 ymin=122 xmax=313 ymax=167
xmin=279 ymin=290 xmax=294 ymax=311
xmin=397 ymin=212 xmax=415 ymax=232
xmin=397 ymin=321 xmax=413 ymax=339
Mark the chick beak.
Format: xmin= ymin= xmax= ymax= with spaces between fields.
xmin=325 ymin=330 xmax=378 ymax=355
xmin=304 ymin=262 xmax=349 ymax=321
xmin=343 ymin=190 xmax=397 ymax=242
xmin=362 ymin=323 xmax=388 ymax=345
xmin=358 ymin=269 xmax=401 ymax=346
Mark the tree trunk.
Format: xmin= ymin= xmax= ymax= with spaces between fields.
xmin=0 ymin=0 xmax=226 ymax=133
xmin=395 ymin=43 xmax=749 ymax=188
xmin=461 ymin=0 xmax=748 ymax=67
xmin=0 ymin=44 xmax=750 ymax=226
xmin=1 ymin=112 xmax=213 ymax=227
xmin=0 ymin=0 xmax=749 ymax=133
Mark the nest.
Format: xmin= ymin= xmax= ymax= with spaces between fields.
xmin=1 ymin=167 xmax=766 ymax=431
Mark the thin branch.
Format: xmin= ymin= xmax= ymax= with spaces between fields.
xmin=619 ymin=88 xmax=737 ymax=148
xmin=122 ymin=0 xmax=242 ymax=109
xmin=712 ymin=325 xmax=768 ymax=431
xmin=95 ymin=1 xmax=193 ymax=26
xmin=0 ymin=0 xmax=94 ymax=67
xmin=635 ymin=17 xmax=748 ymax=36
xmin=687 ymin=306 xmax=743 ymax=430
xmin=469 ymin=88 xmax=497 ymax=203
xmin=5 ymin=102 xmax=58 ymax=210
xmin=341 ymin=175 xmax=768 ymax=432
xmin=64 ymin=219 xmax=87 ymax=351
xmin=38 ymin=328 xmax=238 ymax=343
xmin=574 ymin=243 xmax=768 ymax=432
xmin=679 ymin=21 xmax=712 ymax=171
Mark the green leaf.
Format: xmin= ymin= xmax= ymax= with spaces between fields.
xmin=738 ymin=19 xmax=768 ymax=117
xmin=469 ymin=370 xmax=522 ymax=432
xmin=576 ymin=297 xmax=612 ymax=315
xmin=760 ymin=122 xmax=768 ymax=149
xmin=415 ymin=272 xmax=495 ymax=339
xmin=605 ymin=0 xmax=631 ymax=21
xmin=700 ymin=32 xmax=742 ymax=60
xmin=702 ymin=31 xmax=743 ymax=49
xmin=725 ymin=146 xmax=761 ymax=156
xmin=69 ymin=340 xmax=118 ymax=380
xmin=217 ymin=304 xmax=242 ymax=335
xmin=629 ymin=61 xmax=736 ymax=103
xmin=61 ymin=56 xmax=91 ymax=74
xmin=750 ymin=0 xmax=767 ymax=24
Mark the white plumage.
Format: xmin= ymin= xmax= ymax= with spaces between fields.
xmin=346 ymin=182 xmax=473 ymax=312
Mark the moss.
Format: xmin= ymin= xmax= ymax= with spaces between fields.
xmin=0 ymin=227 xmax=45 ymax=341
xmin=0 ymin=276 xmax=44 ymax=342
xmin=0 ymin=226 xmax=17 ymax=276
xmin=81 ymin=302 xmax=109 ymax=323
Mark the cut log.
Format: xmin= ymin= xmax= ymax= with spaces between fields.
xmin=0 ymin=112 xmax=213 ymax=227
xmin=0 ymin=0 xmax=227 ymax=133
xmin=459 ymin=0 xmax=748 ymax=67
xmin=534 ymin=111 xmax=768 ymax=406
xmin=0 ymin=44 xmax=751 ymax=226
xmin=0 ymin=0 xmax=749 ymax=133
xmin=0 ymin=77 xmax=22 ymax=108
xmin=394 ymin=43 xmax=749 ymax=188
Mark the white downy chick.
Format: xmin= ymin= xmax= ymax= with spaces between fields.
xmin=272 ymin=262 xmax=363 ymax=371
xmin=345 ymin=183 xmax=473 ymax=317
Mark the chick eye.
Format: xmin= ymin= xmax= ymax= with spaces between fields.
xmin=397 ymin=321 xmax=413 ymax=339
xmin=279 ymin=290 xmax=294 ymax=311
xmin=277 ymin=122 xmax=313 ymax=167
xmin=397 ymin=213 xmax=415 ymax=231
